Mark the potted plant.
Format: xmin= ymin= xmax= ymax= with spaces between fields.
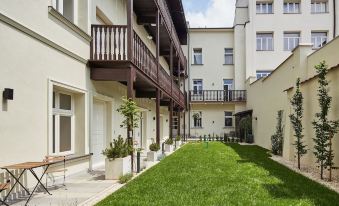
xmin=102 ymin=136 xmax=133 ymax=180
xmin=147 ymin=142 xmax=160 ymax=162
xmin=164 ymin=138 xmax=174 ymax=153
xmin=175 ymin=135 xmax=182 ymax=147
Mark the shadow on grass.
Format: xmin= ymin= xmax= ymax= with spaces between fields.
xmin=227 ymin=143 xmax=339 ymax=205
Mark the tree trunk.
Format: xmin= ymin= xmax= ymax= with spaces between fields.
xmin=298 ymin=152 xmax=300 ymax=169
xmin=320 ymin=161 xmax=324 ymax=180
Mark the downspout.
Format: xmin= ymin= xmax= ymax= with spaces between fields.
xmin=187 ymin=25 xmax=191 ymax=139
xmin=334 ymin=0 xmax=337 ymax=38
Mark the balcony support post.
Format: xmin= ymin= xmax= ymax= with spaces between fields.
xmin=127 ymin=0 xmax=133 ymax=61
xmin=170 ymin=42 xmax=173 ymax=96
xmin=156 ymin=9 xmax=160 ymax=82
xmin=178 ymin=110 xmax=181 ymax=137
xmin=169 ymin=99 xmax=173 ymax=139
xmin=156 ymin=88 xmax=161 ymax=145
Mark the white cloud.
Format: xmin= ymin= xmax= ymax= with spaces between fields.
xmin=185 ymin=0 xmax=236 ymax=28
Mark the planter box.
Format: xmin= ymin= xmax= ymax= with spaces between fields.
xmin=147 ymin=151 xmax=159 ymax=162
xmin=164 ymin=144 xmax=173 ymax=153
xmin=175 ymin=140 xmax=182 ymax=148
xmin=105 ymin=156 xmax=131 ymax=180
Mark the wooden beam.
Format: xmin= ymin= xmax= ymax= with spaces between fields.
xmin=127 ymin=0 xmax=133 ymax=61
xmin=169 ymin=100 xmax=173 ymax=139
xmin=156 ymin=88 xmax=161 ymax=145
xmin=156 ymin=10 xmax=160 ymax=82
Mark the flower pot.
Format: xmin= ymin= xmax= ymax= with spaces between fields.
xmin=105 ymin=156 xmax=131 ymax=180
xmin=147 ymin=151 xmax=158 ymax=162
xmin=164 ymin=144 xmax=173 ymax=153
xmin=175 ymin=140 xmax=182 ymax=148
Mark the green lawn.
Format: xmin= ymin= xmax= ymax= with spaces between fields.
xmin=97 ymin=142 xmax=339 ymax=206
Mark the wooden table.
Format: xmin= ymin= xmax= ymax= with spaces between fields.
xmin=1 ymin=162 xmax=52 ymax=206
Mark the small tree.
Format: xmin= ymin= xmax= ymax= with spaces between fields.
xmin=289 ymin=78 xmax=307 ymax=169
xmin=271 ymin=110 xmax=284 ymax=156
xmin=117 ymin=97 xmax=140 ymax=172
xmin=312 ymin=61 xmax=339 ymax=180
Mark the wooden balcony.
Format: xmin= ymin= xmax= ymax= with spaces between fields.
xmin=89 ymin=25 xmax=185 ymax=108
xmin=189 ymin=90 xmax=247 ymax=103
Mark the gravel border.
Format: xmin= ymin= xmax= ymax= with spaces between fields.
xmin=270 ymin=155 xmax=339 ymax=194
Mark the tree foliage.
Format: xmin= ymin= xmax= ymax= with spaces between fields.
xmin=289 ymin=78 xmax=307 ymax=169
xmin=271 ymin=110 xmax=284 ymax=156
xmin=117 ymin=97 xmax=140 ymax=130
xmin=312 ymin=61 xmax=339 ymax=180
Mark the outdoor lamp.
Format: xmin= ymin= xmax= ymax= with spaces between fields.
xmin=3 ymin=88 xmax=14 ymax=100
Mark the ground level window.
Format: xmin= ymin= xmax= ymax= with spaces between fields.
xmin=192 ymin=112 xmax=202 ymax=128
xmin=225 ymin=112 xmax=233 ymax=127
xmin=52 ymin=90 xmax=74 ymax=154
xmin=256 ymin=71 xmax=271 ymax=79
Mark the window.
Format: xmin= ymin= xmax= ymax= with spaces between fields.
xmin=53 ymin=0 xmax=75 ymax=23
xmin=284 ymin=32 xmax=300 ymax=51
xmin=311 ymin=32 xmax=327 ymax=49
xmin=256 ymin=71 xmax=271 ymax=79
xmin=224 ymin=48 xmax=234 ymax=65
xmin=224 ymin=112 xmax=233 ymax=127
xmin=193 ymin=79 xmax=203 ymax=95
xmin=256 ymin=33 xmax=274 ymax=51
xmin=223 ymin=79 xmax=233 ymax=91
xmin=284 ymin=2 xmax=300 ymax=13
xmin=311 ymin=1 xmax=328 ymax=13
xmin=256 ymin=2 xmax=273 ymax=14
xmin=52 ymin=90 xmax=74 ymax=154
xmin=193 ymin=48 xmax=203 ymax=64
xmin=193 ymin=112 xmax=202 ymax=128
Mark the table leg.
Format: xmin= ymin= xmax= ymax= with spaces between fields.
xmin=2 ymin=169 xmax=30 ymax=203
xmin=25 ymin=166 xmax=51 ymax=206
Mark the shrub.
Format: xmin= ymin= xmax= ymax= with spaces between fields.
xmin=149 ymin=143 xmax=160 ymax=152
xmin=165 ymin=138 xmax=173 ymax=145
xmin=119 ymin=173 xmax=133 ymax=184
xmin=102 ymin=135 xmax=132 ymax=160
xmin=199 ymin=135 xmax=202 ymax=141
xmin=175 ymin=135 xmax=182 ymax=141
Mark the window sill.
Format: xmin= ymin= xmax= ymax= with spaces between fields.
xmin=256 ymin=13 xmax=274 ymax=15
xmin=223 ymin=126 xmax=234 ymax=129
xmin=48 ymin=6 xmax=92 ymax=42
xmin=191 ymin=64 xmax=204 ymax=66
xmin=191 ymin=127 xmax=203 ymax=129
xmin=223 ymin=64 xmax=234 ymax=66
xmin=283 ymin=12 xmax=301 ymax=14
xmin=311 ymin=12 xmax=329 ymax=14
xmin=256 ymin=50 xmax=274 ymax=52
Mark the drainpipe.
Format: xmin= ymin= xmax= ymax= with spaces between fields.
xmin=187 ymin=24 xmax=191 ymax=139
xmin=334 ymin=0 xmax=337 ymax=38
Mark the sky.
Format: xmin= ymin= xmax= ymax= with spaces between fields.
xmin=182 ymin=0 xmax=236 ymax=28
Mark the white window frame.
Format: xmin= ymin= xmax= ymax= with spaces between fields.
xmin=193 ymin=79 xmax=203 ymax=95
xmin=311 ymin=1 xmax=328 ymax=13
xmin=224 ymin=48 xmax=234 ymax=65
xmin=256 ymin=2 xmax=273 ymax=14
xmin=284 ymin=2 xmax=300 ymax=13
xmin=256 ymin=33 xmax=274 ymax=51
xmin=311 ymin=32 xmax=327 ymax=49
xmin=52 ymin=0 xmax=78 ymax=23
xmin=256 ymin=71 xmax=271 ymax=79
xmin=284 ymin=32 xmax=300 ymax=51
xmin=224 ymin=111 xmax=233 ymax=127
xmin=193 ymin=48 xmax=203 ymax=65
xmin=51 ymin=90 xmax=75 ymax=155
xmin=192 ymin=111 xmax=202 ymax=128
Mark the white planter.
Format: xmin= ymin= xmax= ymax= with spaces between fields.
xmin=147 ymin=151 xmax=159 ymax=162
xmin=164 ymin=144 xmax=173 ymax=153
xmin=105 ymin=156 xmax=131 ymax=180
xmin=175 ymin=140 xmax=182 ymax=147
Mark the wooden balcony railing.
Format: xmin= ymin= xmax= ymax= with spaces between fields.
xmin=157 ymin=0 xmax=187 ymax=69
xmin=90 ymin=24 xmax=185 ymax=107
xmin=189 ymin=90 xmax=247 ymax=102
